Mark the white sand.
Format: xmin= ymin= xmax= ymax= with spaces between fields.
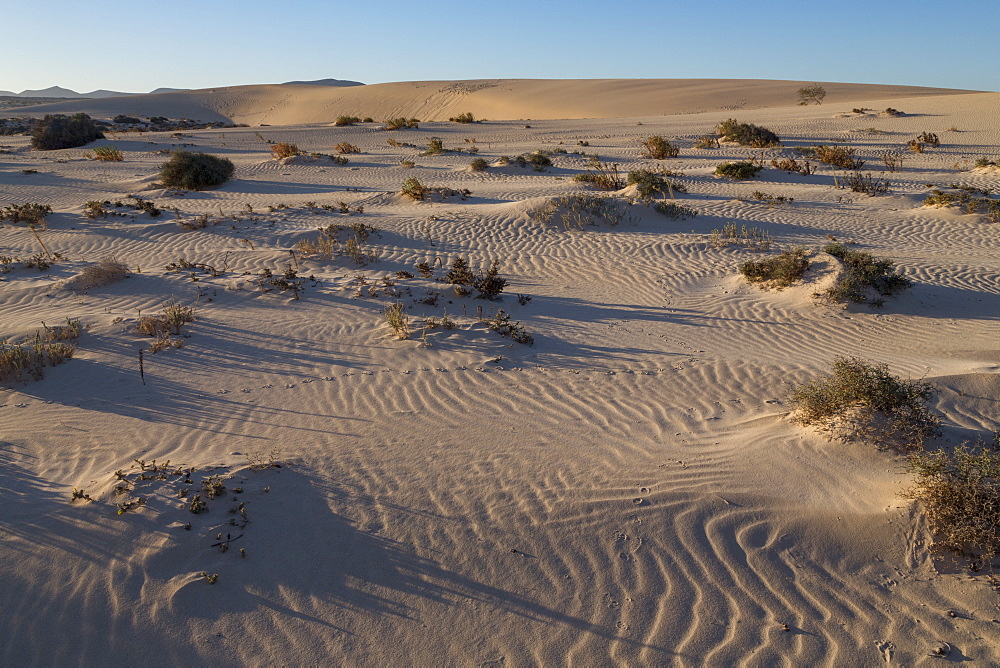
xmin=1 ymin=81 xmax=999 ymax=665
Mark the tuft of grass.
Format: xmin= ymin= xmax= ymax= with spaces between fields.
xmin=383 ymin=117 xmax=419 ymax=130
xmin=483 ymin=309 xmax=532 ymax=344
xmin=653 ymin=201 xmax=697 ymax=219
xmin=383 ymin=302 xmax=409 ymax=339
xmin=694 ymin=134 xmax=719 ymax=149
xmin=714 ymin=119 xmax=780 ymax=147
xmin=715 ymin=161 xmax=763 ymax=180
xmin=640 ymin=136 xmax=679 ymax=159
xmin=923 ymin=188 xmax=1000 ymax=222
xmin=135 ymin=300 xmax=195 ymax=339
xmin=626 ymin=169 xmax=687 ymax=200
xmin=160 ymin=151 xmax=234 ymax=190
xmin=709 ymin=222 xmax=772 ymax=250
xmin=837 ymin=171 xmax=890 ymax=195
xmin=1 ymin=324 xmax=79 ymax=383
xmin=270 ymin=143 xmax=301 ymax=159
xmin=88 ymin=145 xmax=123 ymax=162
xmin=740 ymin=248 xmax=810 ymax=288
xmin=531 ymin=194 xmax=633 ymax=230
xmin=423 ymin=138 xmax=445 ymax=155
xmin=822 ymin=243 xmax=910 ymax=305
xmin=901 ymin=439 xmax=1000 ymax=567
xmin=789 ymin=356 xmax=940 ymax=451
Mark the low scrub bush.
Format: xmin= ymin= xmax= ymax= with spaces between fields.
xmin=751 ymin=191 xmax=793 ymax=206
xmin=789 ymin=357 xmax=940 ymax=450
xmin=837 ymin=171 xmax=890 ymax=195
xmin=469 ymin=157 xmax=488 ymax=171
xmin=715 ymin=119 xmax=780 ymax=147
xmin=822 ymin=242 xmax=910 ymax=305
xmin=532 ymin=194 xmax=632 ymax=230
xmin=383 ymin=117 xmax=419 ymax=130
xmin=574 ymin=157 xmax=623 ymax=189
xmin=694 ymin=135 xmax=719 ymax=149
xmin=715 ymin=161 xmax=763 ymax=180
xmin=902 ymin=439 xmax=1000 ymax=566
xmin=814 ymin=145 xmax=864 ymax=170
xmin=160 ymin=151 xmax=234 ymax=190
xmin=653 ymin=201 xmax=697 ymax=219
xmin=797 ymin=85 xmax=826 ymax=105
xmin=973 ymin=157 xmax=998 ymax=168
xmin=68 ymin=256 xmax=130 ymax=290
xmin=923 ymin=189 xmax=1000 ymax=222
xmin=770 ymin=157 xmax=813 ymax=175
xmin=135 ymin=300 xmax=195 ymax=338
xmin=511 ymin=152 xmax=551 ymax=171
xmin=449 ymin=112 xmax=476 ymax=123
xmin=740 ymin=248 xmax=809 ymax=288
xmin=916 ymin=131 xmax=940 ymax=147
xmin=1 ymin=325 xmax=78 ymax=383
xmin=401 ymin=178 xmax=427 ymax=200
xmin=423 ymin=138 xmax=445 ymax=155
xmin=88 ymin=145 xmax=123 ymax=162
xmin=334 ymin=142 xmax=360 ymax=154
xmin=483 ymin=310 xmax=532 ymax=344
xmin=881 ymin=108 xmax=903 ymax=117
xmin=627 ymin=169 xmax=686 ymax=200
xmin=1 ymin=202 xmax=51 ymax=226
xmin=641 ymin=136 xmax=679 ymax=159
xmin=383 ymin=302 xmax=409 ymax=339
xmin=270 ymin=142 xmax=301 ymax=159
xmin=334 ymin=116 xmax=361 ymax=126
xmin=709 ymin=222 xmax=772 ymax=250
xmin=31 ymin=113 xmax=104 ymax=150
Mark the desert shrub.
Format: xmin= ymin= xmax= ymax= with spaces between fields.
xmin=0 ymin=203 xmax=51 ymax=226
xmin=641 ymin=136 xmax=679 ymax=159
xmin=653 ymin=201 xmax=697 ymax=219
xmin=399 ymin=159 xmax=415 ymax=168
xmin=923 ymin=189 xmax=1000 ymax=222
xmin=469 ymin=157 xmax=488 ymax=171
xmin=508 ymin=152 xmax=551 ymax=171
xmin=88 ymin=145 xmax=123 ymax=162
xmin=916 ymin=131 xmax=940 ymax=147
xmin=839 ymin=170 xmax=890 ymax=195
xmin=471 ymin=259 xmax=507 ymax=300
xmin=334 ymin=116 xmax=361 ymax=126
xmin=881 ymin=151 xmax=904 ymax=172
xmin=797 ymin=85 xmax=826 ymax=105
xmin=902 ymin=440 xmax=1000 ymax=566
xmin=709 ymin=222 xmax=772 ymax=250
xmin=715 ymin=161 xmax=763 ymax=179
xmin=424 ymin=138 xmax=445 ymax=155
xmin=790 ymin=357 xmax=940 ymax=450
xmin=68 ymin=256 xmax=130 ymax=290
xmin=136 ymin=300 xmax=195 ymax=337
xmin=740 ymin=248 xmax=809 ymax=288
xmin=626 ymin=169 xmax=687 ymax=200
xmin=401 ymin=178 xmax=427 ymax=200
xmin=449 ymin=112 xmax=476 ymax=123
xmin=814 ymin=145 xmax=864 ymax=169
xmin=383 ymin=117 xmax=419 ymax=130
xmin=334 ymin=142 xmax=360 ymax=154
xmin=715 ymin=119 xmax=780 ymax=147
xmin=31 ymin=113 xmax=104 ymax=150
xmin=822 ymin=242 xmax=910 ymax=304
xmin=881 ymin=108 xmax=903 ymax=116
xmin=908 ymin=140 xmax=925 ymax=153
xmin=531 ymin=194 xmax=633 ymax=230
xmin=330 ymin=155 xmax=349 ymax=165
xmin=160 ymin=151 xmax=234 ymax=190
xmin=270 ymin=142 xmax=301 ymax=159
xmin=483 ymin=310 xmax=532 ymax=344
xmin=0 ymin=327 xmax=77 ymax=383
xmin=362 ymin=117 xmax=374 ymax=123
xmin=973 ymin=157 xmax=998 ymax=168
xmin=383 ymin=302 xmax=409 ymax=339
xmin=751 ymin=191 xmax=793 ymax=206
xmin=574 ymin=157 xmax=622 ymax=189
xmin=113 ymin=115 xmax=142 ymax=124
xmin=694 ymin=134 xmax=719 ymax=149
xmin=770 ymin=157 xmax=813 ymax=175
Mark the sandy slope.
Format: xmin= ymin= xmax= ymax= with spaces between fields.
xmin=1 ymin=87 xmax=999 ymax=665
xmin=6 ymin=78 xmax=982 ymax=125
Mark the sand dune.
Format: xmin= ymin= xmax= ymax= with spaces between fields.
xmin=2 ymin=85 xmax=999 ymax=664
xmin=8 ymin=78 xmax=981 ymax=125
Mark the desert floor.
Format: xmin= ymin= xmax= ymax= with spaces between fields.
xmin=2 ymin=86 xmax=999 ymax=665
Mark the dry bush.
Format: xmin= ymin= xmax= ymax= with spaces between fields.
xmin=740 ymin=248 xmax=809 ymax=288
xmin=334 ymin=142 xmax=360 ymax=154
xmin=449 ymin=112 xmax=476 ymax=123
xmin=641 ymin=136 xmax=679 ymax=159
xmin=814 ymin=145 xmax=864 ymax=169
xmin=770 ymin=157 xmax=813 ymax=175
xmin=383 ymin=117 xmax=419 ymax=130
xmin=573 ymin=157 xmax=623 ymax=190
xmin=334 ymin=116 xmax=361 ymax=126
xmin=790 ymin=357 xmax=940 ymax=451
xmin=160 ymin=151 xmax=234 ymax=190
xmin=136 ymin=300 xmax=194 ymax=338
xmin=270 ymin=143 xmax=301 ymax=159
xmin=1 ymin=323 xmax=79 ymax=382
xmin=69 ymin=256 xmax=130 ymax=290
xmin=902 ymin=438 xmax=1000 ymax=567
xmin=88 ymin=146 xmax=124 ymax=162
xmin=1 ymin=202 xmax=52 ymax=227
xmin=797 ymin=85 xmax=826 ymax=105
xmin=709 ymin=222 xmax=772 ymax=250
xmin=383 ymin=302 xmax=409 ymax=339
xmin=916 ymin=131 xmax=940 ymax=147
xmin=694 ymin=134 xmax=719 ymax=149
xmin=881 ymin=151 xmax=905 ymax=172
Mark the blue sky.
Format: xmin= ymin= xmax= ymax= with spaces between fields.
xmin=5 ymin=0 xmax=998 ymax=93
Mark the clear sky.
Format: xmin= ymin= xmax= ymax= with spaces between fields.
xmin=4 ymin=0 xmax=998 ymax=93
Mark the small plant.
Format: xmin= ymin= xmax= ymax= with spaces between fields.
xmin=334 ymin=142 xmax=360 ymax=154
xmin=471 ymin=259 xmax=507 ymax=300
xmin=694 ymin=135 xmax=719 ymax=149
xmin=902 ymin=439 xmax=1000 ymax=566
xmin=714 ymin=119 xmax=780 ymax=147
xmin=198 ymin=571 xmax=218 ymax=584
xmin=532 ymin=194 xmax=632 ymax=230
xmin=135 ymin=300 xmax=195 ymax=339
xmin=270 ymin=142 xmax=301 ymax=159
xmin=334 ymin=116 xmax=361 ymax=126
xmin=31 ymin=113 xmax=104 ymax=150
xmin=881 ymin=108 xmax=903 ymax=117
xmin=483 ymin=310 xmax=532 ymax=344
xmin=653 ymin=201 xmax=697 ymax=219
xmin=881 ymin=151 xmax=904 ymax=172
xmin=822 ymin=242 xmax=910 ymax=304
xmin=399 ymin=160 xmax=415 ymax=168
xmin=709 ymin=222 xmax=772 ymax=250
xmin=87 ymin=145 xmax=124 ymax=162
xmin=424 ymin=138 xmax=445 ymax=155
xmin=401 ymin=178 xmax=427 ymax=200
xmin=751 ymin=191 xmax=793 ymax=206
xmin=160 ymin=151 xmax=234 ymax=190
xmin=838 ymin=171 xmax=890 ymax=195
xmin=789 ymin=357 xmax=940 ymax=450
xmin=797 ymin=85 xmax=826 ymax=105
xmin=383 ymin=302 xmax=409 ymax=339
xmin=256 ymin=266 xmax=303 ymax=298
xmin=908 ymin=140 xmax=925 ymax=153
xmin=575 ymin=157 xmax=623 ymax=190
xmin=469 ymin=157 xmax=488 ymax=171
xmin=640 ymin=136 xmax=679 ymax=159
xmin=626 ymin=169 xmax=686 ymax=200
xmin=0 ymin=203 xmax=52 ymax=227
xmin=68 ymin=256 xmax=130 ymax=290
xmin=973 ymin=157 xmax=998 ymax=169
xmin=814 ymin=145 xmax=864 ymax=170
xmin=922 ymin=189 xmax=1000 ymax=222
xmin=916 ymin=131 xmax=940 ymax=147
xmin=0 ymin=327 xmax=77 ymax=383
xmin=740 ymin=248 xmax=810 ymax=288
xmin=715 ymin=161 xmax=763 ymax=180
xmin=449 ymin=112 xmax=476 ymax=123
xmin=383 ymin=117 xmax=419 ymax=130
xmin=769 ymin=157 xmax=812 ymax=175
xmin=202 ymin=475 xmax=226 ymax=498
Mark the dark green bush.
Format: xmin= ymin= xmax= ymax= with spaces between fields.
xmin=626 ymin=169 xmax=687 ymax=200
xmin=714 ymin=119 xmax=780 ymax=147
xmin=790 ymin=356 xmax=940 ymax=450
xmin=740 ymin=248 xmax=810 ymax=288
xmin=470 ymin=157 xmax=488 ymax=171
xmin=715 ymin=161 xmax=763 ymax=179
xmin=159 ymin=151 xmax=235 ymax=190
xmin=822 ymin=242 xmax=910 ymax=304
xmin=31 ymin=113 xmax=104 ymax=150
xmin=113 ymin=115 xmax=142 ymax=124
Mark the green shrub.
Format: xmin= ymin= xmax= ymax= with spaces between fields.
xmin=653 ymin=201 xmax=697 ymax=220
xmin=470 ymin=157 xmax=488 ymax=171
xmin=270 ymin=142 xmax=301 ymax=159
xmin=789 ymin=356 xmax=940 ymax=450
xmin=822 ymin=243 xmax=910 ymax=305
xmin=0 ymin=203 xmax=52 ymax=226
xmin=575 ymin=157 xmax=622 ymax=189
xmin=902 ymin=440 xmax=1000 ymax=565
xmin=88 ymin=145 xmax=123 ymax=162
xmin=424 ymin=138 xmax=445 ymax=155
xmin=714 ymin=119 xmax=780 ymax=147
xmin=626 ymin=169 xmax=687 ymax=200
xmin=715 ymin=161 xmax=763 ymax=179
xmin=740 ymin=248 xmax=809 ymax=288
xmin=159 ymin=151 xmax=235 ymax=190
xmin=113 ymin=115 xmax=141 ymax=124
xmin=973 ymin=157 xmax=998 ymax=168
xmin=512 ymin=152 xmax=551 ymax=171
xmin=31 ymin=113 xmax=104 ymax=150
xmin=694 ymin=135 xmax=719 ymax=149
xmin=401 ymin=178 xmax=426 ymax=200
xmin=641 ymin=136 xmax=679 ymax=159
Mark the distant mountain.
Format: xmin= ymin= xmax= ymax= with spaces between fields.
xmin=18 ymin=86 xmax=95 ymax=98
xmin=149 ymin=87 xmax=188 ymax=94
xmin=281 ymin=78 xmax=364 ymax=87
xmin=0 ymin=90 xmax=16 ymax=97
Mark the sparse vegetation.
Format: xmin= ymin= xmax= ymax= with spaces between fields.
xmin=574 ymin=157 xmax=623 ymax=189
xmin=709 ymin=222 xmax=772 ymax=250
xmin=401 ymin=178 xmax=427 ymax=201
xmin=715 ymin=161 xmax=763 ymax=180
xmin=424 ymin=138 xmax=445 ymax=155
xmin=715 ymin=119 xmax=780 ymax=147
xmin=87 ymin=145 xmax=123 ymax=162
xmin=694 ymin=135 xmax=719 ymax=149
xmin=789 ymin=357 xmax=940 ymax=451
xmin=626 ymin=169 xmax=686 ymax=200
xmin=1 ymin=322 xmax=79 ymax=383
xmin=1 ymin=203 xmax=51 ymax=227
xmin=653 ymin=201 xmax=697 ymax=219
xmin=160 ymin=151 xmax=235 ymax=190
xmin=640 ymin=136 xmax=679 ymax=159
xmin=822 ymin=242 xmax=910 ymax=305
xmin=483 ymin=310 xmax=532 ymax=344
xmin=469 ymin=157 xmax=488 ymax=171
xmin=797 ymin=85 xmax=826 ymax=105
xmin=814 ymin=145 xmax=864 ymax=170
xmin=916 ymin=131 xmax=940 ymax=147
xmin=334 ymin=116 xmax=361 ymax=126
xmin=270 ymin=142 xmax=301 ymax=159
xmin=68 ymin=256 xmax=130 ymax=290
xmin=383 ymin=302 xmax=409 ymax=339
xmin=923 ymin=188 xmax=1000 ymax=222
xmin=383 ymin=117 xmax=419 ymax=130
xmin=770 ymin=157 xmax=813 ymax=175
xmin=532 ymin=194 xmax=633 ymax=230
xmin=740 ymin=248 xmax=810 ymax=288
xmin=449 ymin=112 xmax=476 ymax=123
xmin=31 ymin=113 xmax=104 ymax=150
xmin=838 ymin=170 xmax=890 ymax=195
xmin=334 ymin=142 xmax=360 ymax=154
